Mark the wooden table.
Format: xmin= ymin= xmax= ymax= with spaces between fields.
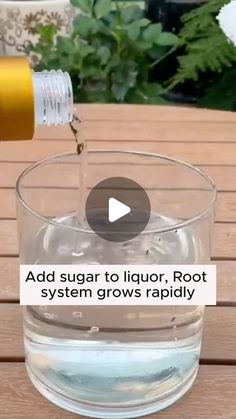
xmin=1 ymin=104 xmax=236 ymax=418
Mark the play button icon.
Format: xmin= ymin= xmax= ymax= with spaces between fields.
xmin=85 ymin=177 xmax=151 ymax=242
xmin=108 ymin=198 xmax=131 ymax=222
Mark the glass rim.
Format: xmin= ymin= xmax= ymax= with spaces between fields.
xmin=16 ymin=150 xmax=217 ymax=235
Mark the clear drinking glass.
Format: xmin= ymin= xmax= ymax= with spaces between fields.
xmin=16 ymin=151 xmax=216 ymax=418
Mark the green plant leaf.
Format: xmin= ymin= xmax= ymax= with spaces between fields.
xmin=156 ymin=32 xmax=178 ymax=46
xmin=37 ymin=24 xmax=57 ymax=44
xmin=141 ymin=82 xmax=163 ymax=96
xmin=127 ymin=22 xmax=140 ymax=42
xmin=94 ymin=0 xmax=111 ymax=18
xmin=79 ymin=44 xmax=95 ymax=57
xmin=97 ymin=46 xmax=111 ymax=64
xmin=137 ymin=40 xmax=153 ymax=51
xmin=57 ymin=36 xmax=75 ymax=53
xmin=147 ymin=47 xmax=164 ymax=59
xmin=137 ymin=18 xmax=150 ymax=27
xmin=79 ymin=83 xmax=112 ymax=102
xmin=56 ymin=54 xmax=76 ymax=71
xmin=73 ymin=15 xmax=96 ymax=37
xmin=104 ymin=53 xmax=120 ymax=71
xmin=120 ymin=5 xmax=143 ymax=23
xmin=126 ymin=82 xmax=165 ymax=104
xmin=80 ymin=62 xmax=101 ymax=78
xmin=125 ymin=18 xmax=150 ymax=42
xmin=143 ymin=23 xmax=162 ymax=43
xmin=91 ymin=20 xmax=107 ymax=34
xmin=111 ymin=61 xmax=137 ymax=101
xmin=111 ymin=84 xmax=125 ymax=102
xmin=71 ymin=0 xmax=92 ymax=14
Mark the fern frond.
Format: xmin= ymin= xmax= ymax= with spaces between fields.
xmin=174 ymin=29 xmax=236 ymax=84
xmin=169 ymin=0 xmax=235 ymax=87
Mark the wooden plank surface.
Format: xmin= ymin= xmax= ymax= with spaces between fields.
xmin=1 ymin=105 xmax=236 ymax=418
xmin=35 ymin=121 xmax=236 ymax=141
xmin=0 ymin=163 xmax=235 ymax=191
xmin=0 ymin=364 xmax=236 ymax=419
xmin=3 ymin=140 xmax=236 ymax=164
xmin=41 ymin=104 xmax=236 ymax=122
xmin=0 ymin=305 xmax=235 ymax=362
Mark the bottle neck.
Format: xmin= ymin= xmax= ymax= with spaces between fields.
xmin=33 ymin=70 xmax=73 ymax=126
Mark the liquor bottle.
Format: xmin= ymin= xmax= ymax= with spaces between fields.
xmin=0 ymin=57 xmax=73 ymax=141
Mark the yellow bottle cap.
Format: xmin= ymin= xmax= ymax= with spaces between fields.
xmin=0 ymin=57 xmax=34 ymax=141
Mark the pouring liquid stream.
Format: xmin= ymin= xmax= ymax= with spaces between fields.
xmin=69 ymin=114 xmax=87 ymax=225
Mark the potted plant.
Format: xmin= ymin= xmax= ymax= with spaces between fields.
xmin=25 ymin=0 xmax=178 ymax=103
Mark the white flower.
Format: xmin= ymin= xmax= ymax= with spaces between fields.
xmin=217 ymin=0 xmax=236 ymax=46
